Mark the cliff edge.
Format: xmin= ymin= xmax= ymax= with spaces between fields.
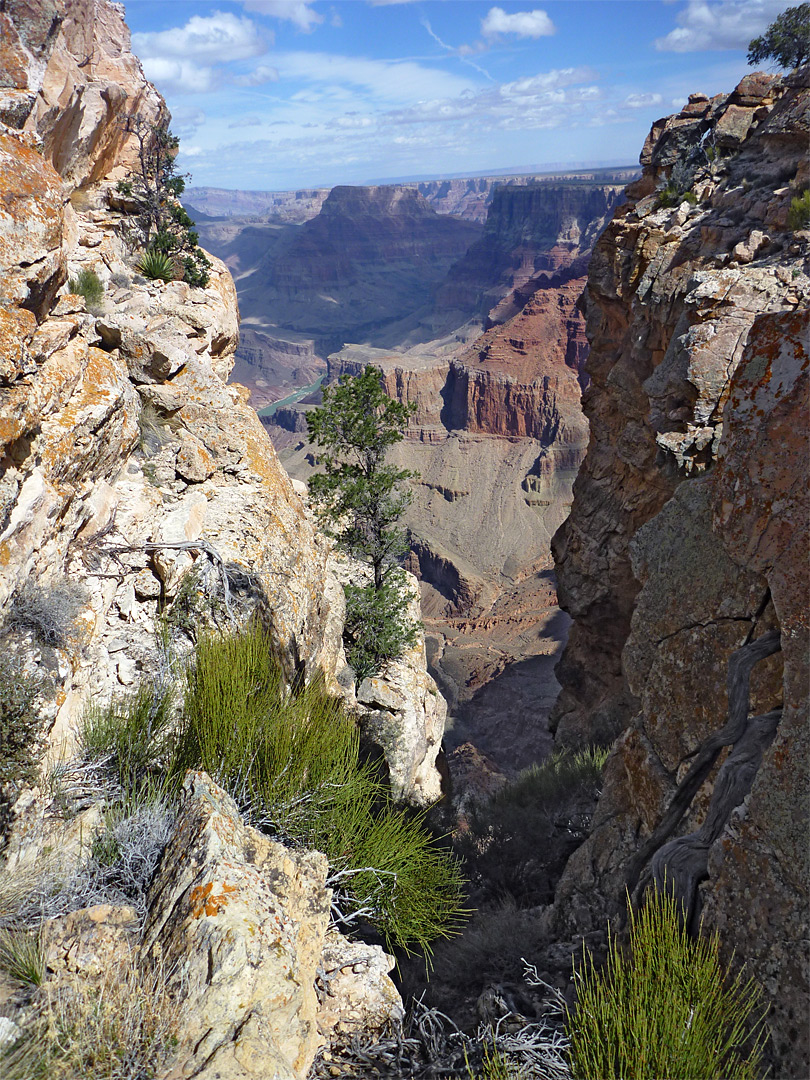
xmin=550 ymin=68 xmax=809 ymax=1075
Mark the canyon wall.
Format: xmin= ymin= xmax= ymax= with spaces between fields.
xmin=549 ymin=69 xmax=809 ymax=1075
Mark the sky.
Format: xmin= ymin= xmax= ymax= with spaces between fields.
xmin=120 ymin=0 xmax=792 ymax=190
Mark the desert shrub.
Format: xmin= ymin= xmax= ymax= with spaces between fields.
xmin=172 ymin=623 xmax=466 ymax=954
xmin=79 ymin=682 xmax=175 ymax=799
xmin=1 ymin=955 xmax=179 ymax=1080
xmin=67 ymin=267 xmax=104 ymax=310
xmin=343 ymin=575 xmax=419 ymax=682
xmin=0 ymin=927 xmax=44 ymax=986
xmin=788 ymin=188 xmax=810 ymax=230
xmin=136 ymin=249 xmax=174 ymax=282
xmin=12 ymin=797 xmax=176 ymax=926
xmin=137 ymin=402 xmax=178 ymax=455
xmin=7 ymin=580 xmax=87 ymax=649
xmin=460 ymin=747 xmax=609 ymax=906
xmin=0 ymin=653 xmax=45 ymax=787
xmin=566 ymin=888 xmax=766 ymax=1080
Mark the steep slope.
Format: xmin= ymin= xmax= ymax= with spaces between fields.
xmin=548 ymin=69 xmax=809 ymax=1076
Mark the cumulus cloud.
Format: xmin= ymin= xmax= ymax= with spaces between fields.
xmin=133 ymin=11 xmax=267 ymax=62
xmin=624 ymin=92 xmax=664 ymax=108
xmin=133 ymin=11 xmax=267 ymax=94
xmin=274 ymin=51 xmax=475 ymax=103
xmin=241 ymin=1 xmax=322 ymax=32
xmin=481 ymin=7 xmax=555 ymax=39
xmin=655 ymin=0 xmax=786 ymax=52
xmin=234 ymin=64 xmax=280 ymax=86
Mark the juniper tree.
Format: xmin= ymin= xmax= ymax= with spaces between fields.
xmin=306 ymin=366 xmax=418 ymax=680
xmin=116 ymin=116 xmax=210 ymax=287
xmin=748 ymin=3 xmax=810 ymax=69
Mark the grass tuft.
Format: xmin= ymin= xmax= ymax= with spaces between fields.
xmin=787 ymin=188 xmax=810 ymax=231
xmin=172 ymin=622 xmax=467 ymax=955
xmin=0 ymin=928 xmax=44 ymax=987
xmin=566 ymin=888 xmax=767 ymax=1080
xmin=1 ymin=956 xmax=179 ymax=1079
xmin=67 ymin=267 xmax=104 ymax=311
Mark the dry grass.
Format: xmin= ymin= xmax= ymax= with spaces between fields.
xmin=1 ymin=956 xmax=179 ymax=1080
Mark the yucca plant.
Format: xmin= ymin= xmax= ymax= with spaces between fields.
xmin=136 ymin=248 xmax=174 ymax=282
xmin=566 ymin=888 xmax=767 ymax=1080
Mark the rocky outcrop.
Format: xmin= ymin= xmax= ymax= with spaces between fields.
xmin=549 ymin=68 xmax=809 ymax=1076
xmin=1 ymin=0 xmax=444 ymax=803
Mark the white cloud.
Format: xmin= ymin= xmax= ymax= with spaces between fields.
xmin=624 ymin=92 xmax=664 ymax=108
xmin=274 ymin=51 xmax=475 ymax=104
xmin=242 ymin=1 xmax=322 ymax=32
xmin=234 ymin=64 xmax=280 ymax=86
xmin=481 ymin=7 xmax=555 ymax=40
xmin=133 ymin=11 xmax=267 ymax=62
xmin=228 ymin=115 xmax=263 ymax=128
xmin=655 ymin=0 xmax=786 ymax=52
xmin=140 ymin=57 xmax=218 ymax=95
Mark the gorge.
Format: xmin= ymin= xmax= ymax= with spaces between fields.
xmin=0 ymin=1 xmax=808 ymax=1078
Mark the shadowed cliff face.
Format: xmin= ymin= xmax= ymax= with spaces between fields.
xmin=548 ymin=68 xmax=809 ymax=1076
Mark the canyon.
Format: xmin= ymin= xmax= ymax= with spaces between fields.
xmin=0 ymin=0 xmax=807 ymax=1076
xmin=249 ymin=177 xmax=624 ymax=772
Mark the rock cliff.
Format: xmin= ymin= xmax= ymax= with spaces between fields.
xmin=549 ymin=69 xmax=809 ymax=1075
xmin=0 ymin=3 xmax=450 ymax=1072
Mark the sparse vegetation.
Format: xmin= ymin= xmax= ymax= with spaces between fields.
xmin=459 ymin=746 xmax=610 ymax=906
xmin=7 ymin=580 xmax=87 ymax=649
xmin=172 ymin=622 xmax=466 ymax=954
xmin=307 ymin=365 xmax=419 ymax=683
xmin=67 ymin=267 xmax=104 ymax=311
xmin=566 ymin=888 xmax=767 ymax=1080
xmin=748 ymin=3 xmax=810 ymax=70
xmin=788 ymin=188 xmax=810 ymax=230
xmin=0 ymin=653 xmax=46 ymax=787
xmin=1 ymin=956 xmax=179 ymax=1080
xmin=117 ymin=116 xmax=211 ymax=288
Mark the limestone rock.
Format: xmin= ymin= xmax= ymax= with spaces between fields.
xmin=316 ymin=930 xmax=404 ymax=1043
xmin=143 ymin=772 xmax=331 ymax=1080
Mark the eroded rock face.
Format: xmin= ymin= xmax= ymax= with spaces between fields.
xmin=549 ymin=69 xmax=809 ymax=1076
xmin=143 ymin=772 xmax=331 ymax=1080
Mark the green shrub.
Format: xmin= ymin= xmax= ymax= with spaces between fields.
xmin=788 ymin=189 xmax=810 ymax=230
xmin=0 ymin=653 xmax=45 ymax=787
xmin=566 ymin=888 xmax=766 ymax=1080
xmin=67 ymin=267 xmax=104 ymax=310
xmin=172 ymin=623 xmax=466 ymax=954
xmin=136 ymin=249 xmax=174 ymax=282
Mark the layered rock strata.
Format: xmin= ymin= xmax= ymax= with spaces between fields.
xmin=549 ymin=69 xmax=809 ymax=1075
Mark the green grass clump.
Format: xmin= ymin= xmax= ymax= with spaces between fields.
xmin=67 ymin=267 xmax=104 ymax=310
xmin=172 ymin=623 xmax=466 ymax=955
xmin=787 ymin=188 xmax=810 ymax=231
xmin=80 ymin=682 xmax=175 ymax=798
xmin=136 ymin=249 xmax=174 ymax=282
xmin=566 ymin=888 xmax=767 ymax=1080
xmin=0 ymin=928 xmax=44 ymax=987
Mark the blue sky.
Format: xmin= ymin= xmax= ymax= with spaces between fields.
xmin=120 ymin=1 xmax=790 ymax=190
